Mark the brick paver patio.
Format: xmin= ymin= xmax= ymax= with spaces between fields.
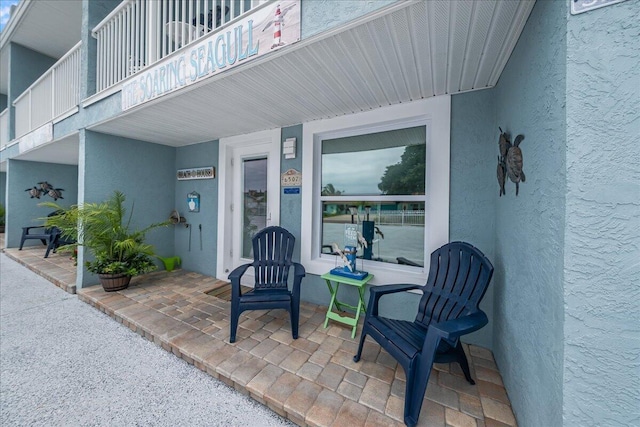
xmin=2 ymin=237 xmax=517 ymax=427
xmin=3 ymin=240 xmax=77 ymax=294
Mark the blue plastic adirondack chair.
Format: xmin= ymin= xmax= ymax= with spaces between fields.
xmin=229 ymin=226 xmax=306 ymax=343
xmin=19 ymin=210 xmax=74 ymax=258
xmin=353 ymin=241 xmax=494 ymax=427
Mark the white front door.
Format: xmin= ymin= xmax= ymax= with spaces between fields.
xmin=217 ymin=129 xmax=281 ymax=281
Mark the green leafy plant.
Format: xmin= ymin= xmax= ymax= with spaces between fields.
xmin=41 ymin=191 xmax=168 ymax=276
xmin=0 ymin=203 xmax=5 ymax=226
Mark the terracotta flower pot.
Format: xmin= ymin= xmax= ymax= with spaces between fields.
xmin=98 ymin=273 xmax=132 ymax=292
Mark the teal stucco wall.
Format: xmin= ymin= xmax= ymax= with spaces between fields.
xmin=174 ymin=141 xmax=219 ymax=277
xmin=4 ymin=160 xmax=78 ymax=248
xmin=55 ymin=93 xmax=122 ymax=142
xmin=279 ymin=125 xmax=303 ymax=258
xmin=564 ymin=1 xmax=640 ymax=425
xmin=449 ymin=89 xmax=497 ymax=347
xmin=491 ymin=1 xmax=567 ymax=426
xmin=81 ymin=0 xmax=120 ymax=99
xmin=79 ymin=131 xmax=176 ymax=287
xmin=0 ymin=171 xmax=6 ymax=207
xmin=8 ymin=44 xmax=57 ymax=140
xmin=301 ymin=0 xmax=396 ymax=39
xmin=279 ymin=93 xmax=499 ymax=350
xmin=0 ymin=170 xmax=5 ymax=247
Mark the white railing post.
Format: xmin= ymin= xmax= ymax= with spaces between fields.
xmin=147 ymin=0 xmax=158 ymax=64
xmin=28 ymin=91 xmax=32 ymax=132
xmin=0 ymin=109 xmax=8 ymax=148
xmin=51 ymin=67 xmax=56 ymax=121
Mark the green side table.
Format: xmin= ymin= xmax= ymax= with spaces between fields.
xmin=322 ymin=271 xmax=374 ymax=339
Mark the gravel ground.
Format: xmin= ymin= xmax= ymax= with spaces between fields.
xmin=0 ymin=253 xmax=295 ymax=427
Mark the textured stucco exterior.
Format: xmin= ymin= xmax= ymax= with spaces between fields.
xmin=56 ymin=93 xmax=123 ymax=141
xmin=492 ymin=0 xmax=567 ymax=425
xmin=4 ymin=160 xmax=78 ymax=248
xmin=287 ymin=92 xmax=498 ymax=350
xmin=79 ymin=131 xmax=176 ymax=287
xmin=0 ymin=171 xmax=6 ymax=207
xmin=449 ymin=89 xmax=497 ymax=347
xmin=1 ymin=0 xmax=639 ymax=424
xmin=81 ymin=0 xmax=120 ymax=99
xmin=174 ymin=141 xmax=219 ymax=278
xmin=8 ymin=44 xmax=56 ymax=141
xmin=564 ymin=1 xmax=640 ymax=425
xmin=279 ymin=125 xmax=303 ymax=259
xmin=301 ymin=0 xmax=396 ymax=39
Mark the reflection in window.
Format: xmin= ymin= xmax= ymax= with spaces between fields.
xmin=321 ymin=202 xmax=425 ymax=266
xmin=320 ymin=126 xmax=426 ymax=267
xmin=322 ymin=126 xmax=426 ymax=196
xmin=243 ymin=158 xmax=267 ymax=258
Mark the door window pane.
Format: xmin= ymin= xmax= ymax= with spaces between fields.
xmin=242 ymin=158 xmax=267 ymax=258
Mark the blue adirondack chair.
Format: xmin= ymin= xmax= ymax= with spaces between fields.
xmin=19 ymin=211 xmax=74 ymax=258
xmin=229 ymin=226 xmax=306 ymax=343
xmin=354 ymin=241 xmax=494 ymax=427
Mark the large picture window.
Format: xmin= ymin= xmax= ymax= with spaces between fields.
xmin=320 ymin=126 xmax=427 ymax=267
xmin=301 ymin=97 xmax=450 ymax=284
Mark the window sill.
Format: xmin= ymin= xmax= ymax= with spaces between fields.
xmin=306 ymin=256 xmax=427 ymax=286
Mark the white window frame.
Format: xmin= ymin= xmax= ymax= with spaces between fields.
xmin=301 ymin=97 xmax=450 ymax=285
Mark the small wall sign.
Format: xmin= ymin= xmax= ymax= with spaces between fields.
xmin=571 ymin=0 xmax=629 ymax=15
xmin=177 ymin=167 xmax=215 ymax=180
xmin=281 ymin=168 xmax=302 ymax=187
xmin=187 ymin=191 xmax=200 ymax=212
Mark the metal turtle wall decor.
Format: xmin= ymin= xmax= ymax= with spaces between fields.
xmin=26 ymin=186 xmax=42 ymax=199
xmin=25 ymin=181 xmax=64 ymax=200
xmin=497 ymin=128 xmax=526 ymax=196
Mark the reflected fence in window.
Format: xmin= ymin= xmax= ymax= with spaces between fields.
xmin=321 ymin=203 xmax=425 ymax=267
xmin=321 ymin=222 xmax=425 ymax=267
xmin=372 ymin=210 xmax=425 ymax=226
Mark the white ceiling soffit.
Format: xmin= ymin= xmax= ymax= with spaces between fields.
xmin=13 ymin=133 xmax=79 ymax=166
xmin=0 ymin=0 xmax=82 ymax=94
xmin=89 ymin=0 xmax=535 ymax=147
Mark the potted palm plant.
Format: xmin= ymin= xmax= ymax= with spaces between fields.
xmin=0 ymin=203 xmax=5 ymax=233
xmin=42 ymin=191 xmax=168 ymax=292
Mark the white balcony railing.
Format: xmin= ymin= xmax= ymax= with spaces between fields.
xmin=13 ymin=41 xmax=82 ymax=139
xmin=93 ymin=0 xmax=268 ymax=93
xmin=0 ymin=109 xmax=8 ymax=149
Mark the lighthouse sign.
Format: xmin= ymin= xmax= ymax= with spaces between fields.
xmin=122 ymin=1 xmax=300 ymax=110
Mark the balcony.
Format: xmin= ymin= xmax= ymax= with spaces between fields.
xmin=92 ymin=0 xmax=269 ymax=93
xmin=12 ymin=41 xmax=82 ymax=140
xmin=0 ymin=108 xmax=8 ymax=149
